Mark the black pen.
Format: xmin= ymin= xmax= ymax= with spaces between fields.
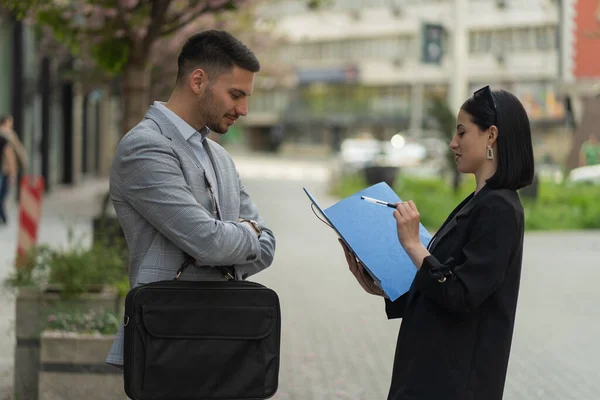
xmin=360 ymin=196 xmax=398 ymax=209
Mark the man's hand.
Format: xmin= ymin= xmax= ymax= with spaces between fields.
xmin=339 ymin=239 xmax=385 ymax=297
xmin=239 ymin=218 xmax=260 ymax=236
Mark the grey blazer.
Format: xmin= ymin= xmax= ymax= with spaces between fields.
xmin=105 ymin=105 xmax=276 ymax=366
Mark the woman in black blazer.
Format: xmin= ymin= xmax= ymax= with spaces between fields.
xmin=340 ymin=86 xmax=534 ymax=400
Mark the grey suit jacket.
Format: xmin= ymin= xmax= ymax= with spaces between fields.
xmin=105 ymin=105 xmax=276 ymax=366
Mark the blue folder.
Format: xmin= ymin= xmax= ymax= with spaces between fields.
xmin=303 ymin=182 xmax=432 ymax=301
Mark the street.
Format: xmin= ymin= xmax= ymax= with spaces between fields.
xmin=0 ymin=154 xmax=599 ymax=399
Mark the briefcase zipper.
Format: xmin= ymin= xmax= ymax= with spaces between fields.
xmin=136 ymin=280 xmax=267 ymax=291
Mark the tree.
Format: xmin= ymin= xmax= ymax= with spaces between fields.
xmin=147 ymin=6 xmax=288 ymax=101
xmin=2 ymin=0 xmax=333 ymax=134
xmin=428 ymin=95 xmax=461 ymax=193
xmin=2 ymin=0 xmax=266 ymax=134
xmin=564 ymin=94 xmax=600 ymax=173
xmin=2 ymin=0 xmax=330 ymax=223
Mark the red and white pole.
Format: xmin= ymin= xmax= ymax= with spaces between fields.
xmin=16 ymin=176 xmax=44 ymax=265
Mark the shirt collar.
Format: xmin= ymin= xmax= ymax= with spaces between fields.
xmin=154 ymin=101 xmax=210 ymax=142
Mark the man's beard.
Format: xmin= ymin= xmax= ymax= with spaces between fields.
xmin=197 ymin=89 xmax=227 ymax=134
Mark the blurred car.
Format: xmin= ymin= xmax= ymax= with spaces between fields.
xmin=566 ymin=164 xmax=600 ymax=185
xmin=339 ymin=135 xmax=429 ymax=172
xmin=339 ymin=137 xmax=382 ymax=171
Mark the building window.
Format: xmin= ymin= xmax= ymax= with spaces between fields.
xmin=469 ymin=26 xmax=558 ymax=54
xmin=534 ymin=26 xmax=557 ymax=50
xmin=284 ymin=36 xmax=414 ymax=63
xmin=250 ymin=90 xmax=290 ymax=114
xmin=470 ymin=31 xmax=493 ymax=53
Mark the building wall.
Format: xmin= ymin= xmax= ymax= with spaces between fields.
xmin=574 ymin=0 xmax=600 ymax=78
xmin=247 ymin=0 xmax=566 ymax=139
xmin=0 ymin=15 xmax=107 ymax=192
xmin=0 ymin=16 xmax=11 ymax=116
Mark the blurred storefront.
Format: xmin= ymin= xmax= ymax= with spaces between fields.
xmin=0 ymin=11 xmax=113 ymax=192
xmin=558 ymin=0 xmax=600 ymax=172
xmin=468 ymin=81 xmax=566 ymax=123
xmin=246 ymin=0 xmax=568 ymax=153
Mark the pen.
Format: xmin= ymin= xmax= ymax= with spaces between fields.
xmin=360 ymin=196 xmax=398 ymax=209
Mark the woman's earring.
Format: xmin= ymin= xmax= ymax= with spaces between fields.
xmin=486 ymin=145 xmax=494 ymax=160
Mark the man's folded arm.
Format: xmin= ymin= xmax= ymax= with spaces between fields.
xmin=113 ymin=133 xmax=260 ymax=265
xmin=233 ymin=176 xmax=276 ymax=279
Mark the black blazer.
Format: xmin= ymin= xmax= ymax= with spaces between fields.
xmin=385 ymin=185 xmax=525 ymax=400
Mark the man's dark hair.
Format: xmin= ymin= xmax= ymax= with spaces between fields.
xmin=176 ymin=30 xmax=260 ymax=84
xmin=461 ymin=89 xmax=535 ymax=191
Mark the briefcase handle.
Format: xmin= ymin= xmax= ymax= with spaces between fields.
xmin=175 ymin=255 xmax=236 ymax=281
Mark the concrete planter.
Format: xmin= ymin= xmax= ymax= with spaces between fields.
xmin=14 ymin=286 xmax=120 ymax=400
xmin=39 ymin=331 xmax=122 ymax=400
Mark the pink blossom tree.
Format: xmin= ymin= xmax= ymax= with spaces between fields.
xmin=147 ymin=4 xmax=289 ymax=101
xmin=2 ymin=0 xmax=328 ymax=133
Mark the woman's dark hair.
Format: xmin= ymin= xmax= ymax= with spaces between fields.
xmin=461 ymin=88 xmax=535 ymax=190
xmin=176 ymin=30 xmax=260 ymax=84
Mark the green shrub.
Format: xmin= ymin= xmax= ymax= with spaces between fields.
xmin=4 ymin=228 xmax=127 ymax=296
xmin=331 ymin=173 xmax=600 ymax=231
xmin=522 ymin=182 xmax=600 ymax=230
xmin=45 ymin=309 xmax=120 ymax=335
xmin=4 ymin=245 xmax=54 ymax=289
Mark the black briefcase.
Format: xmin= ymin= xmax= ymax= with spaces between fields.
xmin=123 ymin=262 xmax=281 ymax=400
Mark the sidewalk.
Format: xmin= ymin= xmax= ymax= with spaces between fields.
xmin=0 ymin=177 xmax=108 ymax=400
xmin=0 ymin=152 xmax=333 ymax=399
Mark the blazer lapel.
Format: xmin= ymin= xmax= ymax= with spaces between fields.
xmin=145 ymin=106 xmax=202 ymax=170
xmin=428 ymin=217 xmax=458 ymax=254
xmin=144 ymin=106 xmax=225 ymax=217
xmin=427 ymin=186 xmax=492 ymax=254
xmin=203 ymin=141 xmax=224 ymax=220
xmin=404 ymin=186 xmax=492 ymax=308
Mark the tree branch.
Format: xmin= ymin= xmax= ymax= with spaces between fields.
xmin=115 ymin=0 xmax=135 ymax=38
xmin=159 ymin=7 xmax=208 ymax=36
xmin=77 ymin=21 xmax=126 ymax=39
xmin=141 ymin=0 xmax=171 ymax=53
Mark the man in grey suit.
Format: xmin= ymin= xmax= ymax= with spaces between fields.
xmin=105 ymin=30 xmax=276 ymax=369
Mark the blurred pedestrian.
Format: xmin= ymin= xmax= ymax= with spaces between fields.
xmin=0 ymin=128 xmax=17 ymax=225
xmin=340 ymin=86 xmax=534 ymax=400
xmin=579 ymin=132 xmax=600 ymax=166
xmin=0 ymin=115 xmax=28 ymax=224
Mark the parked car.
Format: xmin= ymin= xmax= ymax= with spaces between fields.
xmin=338 ymin=135 xmax=429 ymax=172
xmin=566 ymin=164 xmax=600 ymax=185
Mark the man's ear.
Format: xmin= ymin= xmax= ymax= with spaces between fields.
xmin=189 ymin=68 xmax=207 ymax=94
xmin=488 ymin=125 xmax=499 ymax=146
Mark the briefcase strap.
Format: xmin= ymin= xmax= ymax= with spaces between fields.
xmin=175 ymin=256 xmax=236 ymax=281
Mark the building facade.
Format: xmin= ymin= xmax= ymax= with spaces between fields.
xmin=572 ymin=0 xmax=600 ymax=81
xmin=558 ymin=0 xmax=600 ymax=170
xmin=246 ymin=0 xmax=566 ymax=150
xmin=0 ymin=11 xmax=117 ymax=194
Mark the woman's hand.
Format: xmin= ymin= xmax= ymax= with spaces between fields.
xmin=393 ymin=201 xmax=422 ymax=252
xmin=338 ymin=239 xmax=385 ymax=297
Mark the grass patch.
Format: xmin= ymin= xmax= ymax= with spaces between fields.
xmin=331 ymin=173 xmax=600 ymax=231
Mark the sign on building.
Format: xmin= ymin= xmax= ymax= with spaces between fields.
xmin=422 ymin=23 xmax=444 ymax=65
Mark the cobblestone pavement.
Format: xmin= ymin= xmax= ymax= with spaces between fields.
xmin=0 ymin=155 xmax=599 ymax=399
